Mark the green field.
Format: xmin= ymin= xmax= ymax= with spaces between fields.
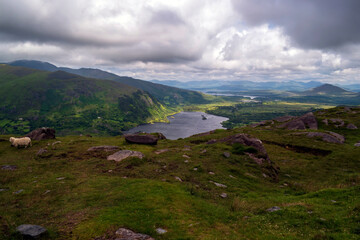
xmin=1 ymin=106 xmax=359 ymax=239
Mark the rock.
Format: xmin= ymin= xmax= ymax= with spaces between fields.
xmin=87 ymin=145 xmax=119 ymax=152
xmin=206 ymin=139 xmax=217 ymax=144
xmin=155 ymin=228 xmax=167 ymax=234
xmin=266 ymin=206 xmax=281 ymax=212
xmin=52 ymin=141 xmax=61 ymax=146
xmin=156 ymin=133 xmax=167 ymax=140
xmin=154 ymin=149 xmax=169 ymax=154
xmin=125 ymin=134 xmax=158 ymax=145
xmin=36 ymin=148 xmax=48 ymax=156
xmin=26 ymin=127 xmax=56 ymax=140
xmin=223 ymin=152 xmax=231 ymax=158
xmin=220 ymin=193 xmax=227 ymax=198
xmin=56 ymin=177 xmax=65 ymax=180
xmin=330 ymin=118 xmax=345 ymax=127
xmin=280 ymin=112 xmax=318 ymax=130
xmin=354 ymin=142 xmax=360 ymax=147
xmin=115 ymin=228 xmax=154 ymax=240
xmin=305 ymin=131 xmax=345 ymax=144
xmin=274 ymin=116 xmax=294 ymax=123
xmin=209 ymin=172 xmax=215 ymax=175
xmin=200 ymin=149 xmax=207 ymax=153
xmin=193 ymin=168 xmax=198 ymax=171
xmin=13 ymin=189 xmax=24 ymax=194
xmin=182 ymin=154 xmax=190 ymax=159
xmin=1 ymin=165 xmax=17 ymax=170
xmin=322 ymin=119 xmax=329 ymax=125
xmin=107 ymin=150 xmax=144 ymax=162
xmin=347 ymin=123 xmax=358 ymax=129
xmin=0 ymin=188 xmax=9 ymax=192
xmin=174 ymin=176 xmax=182 ymax=182
xmin=16 ymin=224 xmax=48 ymax=239
xmin=210 ymin=181 xmax=227 ymax=188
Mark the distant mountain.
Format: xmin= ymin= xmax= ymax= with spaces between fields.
xmin=0 ymin=64 xmax=169 ymax=135
xmin=152 ymin=79 xmax=323 ymax=92
xmin=303 ymin=84 xmax=350 ymax=95
xmin=8 ymin=60 xmax=213 ymax=108
xmin=9 ymin=59 xmax=58 ymax=72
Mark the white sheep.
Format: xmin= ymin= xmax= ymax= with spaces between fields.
xmin=9 ymin=137 xmax=32 ymax=148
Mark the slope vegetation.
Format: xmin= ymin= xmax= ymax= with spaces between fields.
xmin=1 ymin=106 xmax=359 ymax=239
xmin=0 ymin=64 xmax=169 ymax=135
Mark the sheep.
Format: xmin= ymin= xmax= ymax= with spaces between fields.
xmin=9 ymin=137 xmax=32 ymax=148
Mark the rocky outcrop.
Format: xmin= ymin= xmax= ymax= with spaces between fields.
xmin=16 ymin=224 xmax=47 ymax=239
xmin=274 ymin=116 xmax=294 ymax=123
xmin=279 ymin=112 xmax=318 ymax=130
xmin=87 ymin=146 xmax=119 ymax=152
xmin=107 ymin=150 xmax=144 ymax=162
xmin=115 ymin=228 xmax=154 ymax=240
xmin=330 ymin=118 xmax=345 ymax=128
xmin=346 ymin=123 xmax=358 ymax=129
xmin=294 ymin=131 xmax=345 ymax=144
xmin=125 ymin=134 xmax=158 ymax=145
xmin=26 ymin=127 xmax=56 ymax=140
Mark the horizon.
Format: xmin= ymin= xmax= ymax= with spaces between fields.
xmin=1 ymin=0 xmax=360 ymax=84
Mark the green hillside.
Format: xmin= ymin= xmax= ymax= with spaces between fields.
xmin=9 ymin=60 xmax=215 ymax=107
xmin=0 ymin=64 xmax=170 ymax=135
xmin=1 ymin=106 xmax=359 ymax=239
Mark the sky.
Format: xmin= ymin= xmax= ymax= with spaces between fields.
xmin=0 ymin=0 xmax=360 ymax=84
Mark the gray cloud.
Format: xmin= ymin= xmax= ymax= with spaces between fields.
xmin=233 ymin=0 xmax=360 ymax=49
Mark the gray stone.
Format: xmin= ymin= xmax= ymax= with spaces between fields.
xmin=26 ymin=127 xmax=56 ymax=140
xmin=1 ymin=165 xmax=17 ymax=170
xmin=154 ymin=149 xmax=169 ymax=154
xmin=223 ymin=152 xmax=231 ymax=158
xmin=266 ymin=206 xmax=281 ymax=212
xmin=210 ymin=181 xmax=227 ymax=188
xmin=107 ymin=150 xmax=144 ymax=162
xmin=346 ymin=123 xmax=358 ymax=129
xmin=174 ymin=176 xmax=182 ymax=182
xmin=16 ymin=224 xmax=48 ymax=239
xmin=305 ymin=131 xmax=345 ymax=144
xmin=115 ymin=228 xmax=154 ymax=240
xmin=220 ymin=193 xmax=228 ymax=198
xmin=87 ymin=145 xmax=119 ymax=152
xmin=13 ymin=189 xmax=23 ymax=194
xmin=274 ymin=116 xmax=294 ymax=123
xmin=0 ymin=188 xmax=9 ymax=192
xmin=125 ymin=134 xmax=158 ymax=145
xmin=36 ymin=148 xmax=48 ymax=156
xmin=280 ymin=112 xmax=318 ymax=130
xmin=354 ymin=142 xmax=360 ymax=147
xmin=155 ymin=228 xmax=167 ymax=234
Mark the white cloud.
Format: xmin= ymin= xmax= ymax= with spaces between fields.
xmin=0 ymin=0 xmax=359 ymax=83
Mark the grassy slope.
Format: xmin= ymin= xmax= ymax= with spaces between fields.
xmin=0 ymin=65 xmax=171 ymax=135
xmin=1 ymin=106 xmax=359 ymax=239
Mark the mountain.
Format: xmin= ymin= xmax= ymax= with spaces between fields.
xmin=0 ymin=64 xmax=170 ymax=135
xmin=151 ymin=79 xmax=323 ymax=92
xmin=8 ymin=60 xmax=214 ymax=107
xmin=303 ymin=83 xmax=350 ymax=95
xmin=9 ymin=59 xmax=58 ymax=72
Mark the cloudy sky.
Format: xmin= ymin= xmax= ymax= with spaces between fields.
xmin=1 ymin=0 xmax=360 ymax=83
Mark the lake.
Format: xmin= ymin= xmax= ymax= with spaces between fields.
xmin=125 ymin=112 xmax=228 ymax=140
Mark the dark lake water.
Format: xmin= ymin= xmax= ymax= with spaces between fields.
xmin=125 ymin=112 xmax=228 ymax=140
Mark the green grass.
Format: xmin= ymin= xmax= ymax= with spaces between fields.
xmin=1 ymin=106 xmax=359 ymax=239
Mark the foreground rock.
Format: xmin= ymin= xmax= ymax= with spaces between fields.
xmin=107 ymin=150 xmax=144 ymax=162
xmin=16 ymin=224 xmax=47 ymax=239
xmin=87 ymin=146 xmax=119 ymax=152
xmin=125 ymin=134 xmax=158 ymax=145
xmin=266 ymin=206 xmax=281 ymax=212
xmin=279 ymin=112 xmax=318 ymax=130
xmin=115 ymin=228 xmax=154 ymax=240
xmin=26 ymin=127 xmax=56 ymax=140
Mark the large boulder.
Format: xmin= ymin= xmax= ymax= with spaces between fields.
xmin=16 ymin=224 xmax=47 ymax=239
xmin=125 ymin=134 xmax=158 ymax=145
xmin=107 ymin=150 xmax=144 ymax=162
xmin=294 ymin=131 xmax=345 ymax=144
xmin=26 ymin=127 xmax=56 ymax=140
xmin=279 ymin=112 xmax=318 ymax=130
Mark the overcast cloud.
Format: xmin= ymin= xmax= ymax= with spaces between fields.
xmin=0 ymin=0 xmax=359 ymax=83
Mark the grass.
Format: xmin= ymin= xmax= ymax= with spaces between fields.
xmin=1 ymin=106 xmax=360 ymax=239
